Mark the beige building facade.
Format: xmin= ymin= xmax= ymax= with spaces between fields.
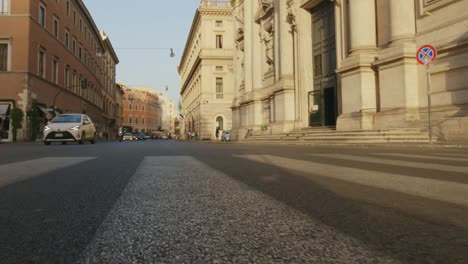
xmin=179 ymin=0 xmax=234 ymax=140
xmin=231 ymin=0 xmax=468 ymax=142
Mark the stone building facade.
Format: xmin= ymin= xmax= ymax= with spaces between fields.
xmin=0 ymin=0 xmax=119 ymax=142
xmin=231 ymin=0 xmax=468 ymax=141
xmin=122 ymin=86 xmax=161 ymax=134
xmin=179 ymin=0 xmax=234 ymax=140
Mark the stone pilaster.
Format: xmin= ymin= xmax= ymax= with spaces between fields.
xmin=373 ymin=0 xmax=419 ymax=128
xmin=336 ymin=0 xmax=378 ymax=130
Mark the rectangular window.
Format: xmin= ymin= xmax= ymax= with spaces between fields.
xmin=0 ymin=43 xmax=8 ymax=71
xmin=66 ymin=0 xmax=70 ymax=16
xmin=216 ymin=77 xmax=223 ymax=99
xmin=129 ymin=104 xmax=132 ymax=110
xmin=52 ymin=57 xmax=59 ymax=84
xmin=53 ymin=17 xmax=59 ymax=38
xmin=129 ymin=117 xmax=132 ymax=124
xmin=38 ymin=49 xmax=46 ymax=78
xmin=80 ymin=18 xmax=82 ymax=32
xmin=142 ymin=118 xmax=145 ymax=125
xmin=215 ymin=20 xmax=223 ymax=27
xmin=72 ymin=72 xmax=76 ymax=92
xmin=72 ymin=38 xmax=76 ymax=55
xmin=216 ymin=66 xmax=223 ymax=71
xmin=78 ymin=45 xmax=82 ymax=60
xmin=64 ymin=65 xmax=70 ymax=89
xmin=65 ymin=30 xmax=69 ymax=48
xmin=39 ymin=5 xmax=46 ymax=27
xmin=216 ymin=35 xmax=223 ymax=49
xmin=142 ymin=105 xmax=145 ymax=111
xmin=1 ymin=0 xmax=9 ymax=15
xmin=73 ymin=10 xmax=76 ymax=24
xmin=135 ymin=117 xmax=138 ymax=124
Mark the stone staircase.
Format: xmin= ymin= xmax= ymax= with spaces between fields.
xmin=244 ymin=127 xmax=436 ymax=144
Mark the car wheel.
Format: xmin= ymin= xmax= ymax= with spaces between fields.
xmin=79 ymin=132 xmax=85 ymax=144
xmin=44 ymin=141 xmax=51 ymax=146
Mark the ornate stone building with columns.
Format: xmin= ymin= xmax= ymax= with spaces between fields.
xmin=231 ymin=0 xmax=468 ymax=141
xmin=179 ymin=0 xmax=234 ymax=140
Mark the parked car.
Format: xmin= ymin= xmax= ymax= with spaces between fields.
xmin=122 ymin=132 xmax=134 ymax=141
xmin=221 ymin=130 xmax=231 ymax=142
xmin=135 ymin=133 xmax=147 ymax=140
xmin=43 ymin=114 xmax=96 ymax=145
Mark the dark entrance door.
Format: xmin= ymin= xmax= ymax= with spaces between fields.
xmin=309 ymin=1 xmax=337 ymax=127
xmin=324 ymin=87 xmax=336 ymax=126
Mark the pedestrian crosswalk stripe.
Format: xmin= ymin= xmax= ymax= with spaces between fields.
xmin=308 ymin=153 xmax=468 ymax=174
xmin=0 ymin=157 xmax=96 ymax=188
xmin=375 ymin=153 xmax=467 ymax=162
xmin=234 ymin=155 xmax=468 ymax=207
xmin=79 ymin=156 xmax=397 ymax=263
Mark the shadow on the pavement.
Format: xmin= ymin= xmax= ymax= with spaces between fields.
xmin=0 ymin=154 xmax=143 ymax=264
xmin=194 ymin=153 xmax=468 ymax=264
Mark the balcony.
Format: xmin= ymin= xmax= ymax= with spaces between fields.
xmin=200 ymin=0 xmax=231 ymax=8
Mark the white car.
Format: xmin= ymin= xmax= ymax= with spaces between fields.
xmin=122 ymin=132 xmax=134 ymax=141
xmin=43 ymin=114 xmax=96 ymax=145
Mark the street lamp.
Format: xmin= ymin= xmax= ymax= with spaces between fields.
xmin=52 ymin=79 xmax=88 ymax=115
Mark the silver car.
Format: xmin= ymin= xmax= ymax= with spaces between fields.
xmin=43 ymin=114 xmax=96 ymax=145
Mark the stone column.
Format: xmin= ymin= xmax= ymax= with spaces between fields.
xmin=336 ymin=0 xmax=378 ymax=130
xmin=348 ymin=0 xmax=377 ymax=54
xmin=251 ymin=0 xmax=262 ymax=91
xmin=278 ymin=0 xmax=294 ymax=78
xmin=389 ymin=0 xmax=416 ymax=45
xmin=244 ymin=1 xmax=253 ymax=92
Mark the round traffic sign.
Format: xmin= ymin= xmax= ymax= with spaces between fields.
xmin=416 ymin=45 xmax=437 ymax=65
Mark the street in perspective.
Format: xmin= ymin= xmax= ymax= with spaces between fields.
xmin=1 ymin=0 xmax=468 ymax=263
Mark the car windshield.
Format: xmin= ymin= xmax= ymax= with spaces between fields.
xmin=124 ymin=133 xmax=132 ymax=136
xmin=50 ymin=115 xmax=81 ymax=123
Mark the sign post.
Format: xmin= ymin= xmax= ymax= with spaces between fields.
xmin=416 ymin=45 xmax=437 ymax=143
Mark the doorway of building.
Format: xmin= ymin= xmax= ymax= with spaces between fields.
xmin=215 ymin=116 xmax=223 ymax=139
xmin=308 ymin=87 xmax=337 ymax=127
xmin=309 ymin=1 xmax=337 ymax=127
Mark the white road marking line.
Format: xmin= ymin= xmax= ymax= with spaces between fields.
xmin=307 ymin=153 xmax=468 ymax=174
xmin=0 ymin=157 xmax=96 ymax=188
xmin=375 ymin=153 xmax=467 ymax=162
xmin=234 ymin=155 xmax=468 ymax=207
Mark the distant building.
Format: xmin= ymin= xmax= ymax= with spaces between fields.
xmin=0 ymin=0 xmax=119 ymax=142
xmin=159 ymin=95 xmax=175 ymax=134
xmin=122 ymin=86 xmax=161 ymax=134
xmin=178 ymin=0 xmax=234 ymax=140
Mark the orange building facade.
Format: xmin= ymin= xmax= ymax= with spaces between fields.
xmin=0 ymin=0 xmax=119 ymax=142
xmin=122 ymin=86 xmax=161 ymax=134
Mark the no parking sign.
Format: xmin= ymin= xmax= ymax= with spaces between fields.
xmin=417 ymin=44 xmax=437 ymax=143
xmin=416 ymin=45 xmax=437 ymax=65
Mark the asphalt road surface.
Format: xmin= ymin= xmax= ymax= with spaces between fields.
xmin=0 ymin=140 xmax=467 ymax=263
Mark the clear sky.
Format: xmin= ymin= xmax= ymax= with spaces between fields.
xmin=82 ymin=0 xmax=201 ymax=104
